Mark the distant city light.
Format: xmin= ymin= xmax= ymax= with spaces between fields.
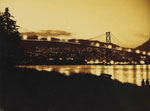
xmin=90 ymin=60 xmax=94 ymax=64
xmin=142 ymin=51 xmax=146 ymax=55
xmin=140 ymin=60 xmax=145 ymax=64
xmin=91 ymin=42 xmax=94 ymax=46
xmin=110 ymin=60 xmax=115 ymax=64
xmin=59 ymin=58 xmax=63 ymax=60
xmin=135 ymin=50 xmax=140 ymax=54
xmin=148 ymin=52 xmax=150 ymax=56
xmin=141 ymin=56 xmax=146 ymax=59
xmin=95 ymin=59 xmax=100 ymax=64
xmin=86 ymin=60 xmax=95 ymax=64
xmin=48 ymin=58 xmax=54 ymax=60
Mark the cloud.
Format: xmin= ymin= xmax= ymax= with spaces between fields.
xmin=20 ymin=32 xmax=36 ymax=36
xmin=21 ymin=30 xmax=73 ymax=37
xmin=39 ymin=30 xmax=72 ymax=37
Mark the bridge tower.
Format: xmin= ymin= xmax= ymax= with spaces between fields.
xmin=105 ymin=32 xmax=112 ymax=64
xmin=106 ymin=32 xmax=111 ymax=44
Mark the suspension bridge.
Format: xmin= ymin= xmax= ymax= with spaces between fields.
xmin=19 ymin=27 xmax=150 ymax=65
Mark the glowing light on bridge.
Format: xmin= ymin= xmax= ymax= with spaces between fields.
xmin=47 ymin=36 xmax=51 ymax=41
xmin=117 ymin=47 xmax=122 ymax=51
xmin=127 ymin=49 xmax=132 ymax=52
xmin=23 ymin=35 xmax=27 ymax=40
xmin=66 ymin=57 xmax=74 ymax=60
xmin=135 ymin=50 xmax=140 ymax=54
xmin=75 ymin=40 xmax=79 ymax=43
xmin=95 ymin=43 xmax=100 ymax=47
xmin=38 ymin=36 xmax=41 ymax=40
xmin=62 ymin=39 xmax=68 ymax=42
xmin=148 ymin=52 xmax=150 ymax=56
xmin=108 ymin=45 xmax=112 ymax=49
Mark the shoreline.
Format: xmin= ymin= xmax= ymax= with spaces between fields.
xmin=0 ymin=67 xmax=150 ymax=111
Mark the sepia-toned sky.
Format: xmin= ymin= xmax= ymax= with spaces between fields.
xmin=0 ymin=0 xmax=150 ymax=48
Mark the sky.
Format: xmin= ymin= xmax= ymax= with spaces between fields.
xmin=0 ymin=0 xmax=150 ymax=48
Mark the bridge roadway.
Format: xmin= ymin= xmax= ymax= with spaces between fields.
xmin=23 ymin=39 xmax=150 ymax=57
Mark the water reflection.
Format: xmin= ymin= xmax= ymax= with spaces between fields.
xmin=16 ymin=65 xmax=150 ymax=86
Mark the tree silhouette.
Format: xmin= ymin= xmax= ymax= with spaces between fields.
xmin=0 ymin=8 xmax=23 ymax=67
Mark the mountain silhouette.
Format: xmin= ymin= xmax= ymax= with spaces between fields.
xmin=135 ymin=39 xmax=150 ymax=52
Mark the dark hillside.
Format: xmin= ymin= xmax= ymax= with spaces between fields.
xmin=135 ymin=39 xmax=150 ymax=52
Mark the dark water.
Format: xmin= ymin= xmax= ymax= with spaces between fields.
xmin=16 ymin=65 xmax=150 ymax=86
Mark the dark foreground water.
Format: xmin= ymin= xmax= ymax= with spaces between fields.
xmin=16 ymin=65 xmax=150 ymax=86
